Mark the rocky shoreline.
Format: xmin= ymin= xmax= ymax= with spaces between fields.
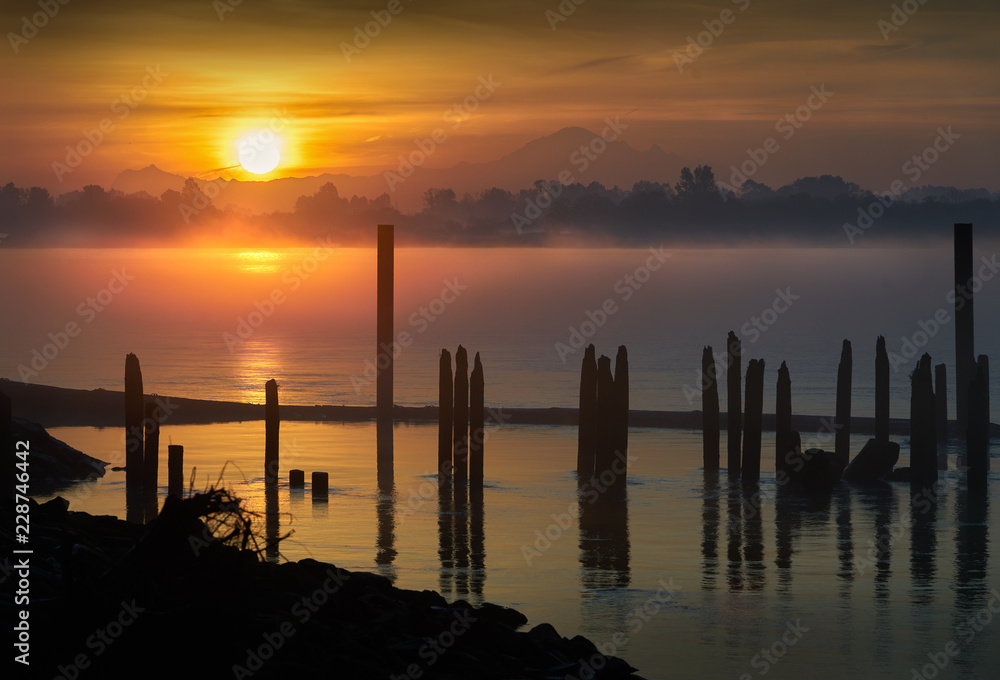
xmin=3 ymin=491 xmax=646 ymax=679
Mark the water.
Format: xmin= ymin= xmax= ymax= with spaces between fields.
xmin=36 ymin=421 xmax=1000 ymax=679
xmin=6 ymin=245 xmax=1000 ymax=678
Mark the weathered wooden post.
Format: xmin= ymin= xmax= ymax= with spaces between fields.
xmin=910 ymin=354 xmax=936 ymax=492
xmin=377 ymin=223 xmax=394 ymax=487
xmin=578 ymin=344 xmax=598 ymax=477
xmin=835 ymin=340 xmax=852 ymax=462
xmin=612 ymin=345 xmax=629 ymax=488
xmin=470 ymin=352 xmax=485 ymax=488
xmin=967 ymin=356 xmax=989 ymax=493
xmin=438 ymin=349 xmax=454 ymax=482
xmin=167 ymin=445 xmax=184 ymax=498
xmin=935 ymin=363 xmax=948 ymax=444
xmin=876 ymin=336 xmax=889 ymax=444
xmin=312 ymin=471 xmax=329 ymax=499
xmin=265 ymin=378 xmax=279 ymax=484
xmin=775 ymin=361 xmax=792 ymax=480
xmin=143 ymin=401 xmax=160 ymax=518
xmin=702 ymin=346 xmax=720 ymax=472
xmin=741 ymin=359 xmax=765 ymax=484
xmin=594 ymin=355 xmax=614 ymax=482
xmin=955 ymin=223 xmax=974 ymax=439
xmin=289 ymin=469 xmax=305 ymax=488
xmin=453 ymin=345 xmax=469 ymax=486
xmin=727 ymin=331 xmax=742 ymax=477
xmin=125 ymin=353 xmax=144 ymax=495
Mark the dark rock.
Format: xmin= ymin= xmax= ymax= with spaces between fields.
xmin=842 ymin=438 xmax=900 ymax=482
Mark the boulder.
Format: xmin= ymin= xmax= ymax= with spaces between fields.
xmin=842 ymin=438 xmax=899 ymax=482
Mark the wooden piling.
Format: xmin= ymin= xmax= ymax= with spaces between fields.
xmin=835 ymin=340 xmax=852 ymax=462
xmin=470 ymin=352 xmax=485 ymax=488
xmin=702 ymin=346 xmax=720 ymax=472
xmin=876 ymin=336 xmax=890 ymax=444
xmin=967 ymin=357 xmax=989 ymax=493
xmin=595 ymin=355 xmax=615 ymax=482
xmin=167 ymin=445 xmax=184 ymax=497
xmin=143 ymin=400 xmax=160 ymax=496
xmin=954 ymin=223 xmax=974 ymax=438
xmin=727 ymin=331 xmax=742 ymax=476
xmin=775 ymin=361 xmax=792 ymax=480
xmin=453 ymin=345 xmax=469 ymax=485
xmin=265 ymin=378 xmax=279 ymax=484
xmin=578 ymin=344 xmax=598 ymax=477
xmin=377 ymin=223 xmax=394 ymax=484
xmin=289 ymin=469 xmax=305 ymax=488
xmin=741 ymin=358 xmax=765 ymax=484
xmin=934 ymin=363 xmax=947 ymax=444
xmin=910 ymin=354 xmax=936 ymax=492
xmin=612 ymin=345 xmax=629 ymax=487
xmin=312 ymin=471 xmax=329 ymax=498
xmin=438 ymin=349 xmax=454 ymax=482
xmin=124 ymin=353 xmax=144 ymax=495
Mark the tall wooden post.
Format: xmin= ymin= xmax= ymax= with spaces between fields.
xmin=578 ymin=344 xmax=598 ymax=477
xmin=124 ymin=353 xmax=144 ymax=515
xmin=876 ymin=336 xmax=889 ymax=444
xmin=727 ymin=331 xmax=742 ymax=477
xmin=955 ymin=223 xmax=974 ymax=439
xmin=438 ymin=349 xmax=454 ymax=482
xmin=702 ymin=346 xmax=720 ymax=472
xmin=265 ymin=379 xmax=279 ymax=484
xmin=470 ymin=352 xmax=485 ymax=489
xmin=377 ymin=223 xmax=394 ymax=486
xmin=835 ymin=340 xmax=852 ymax=462
xmin=612 ymin=345 xmax=629 ymax=488
xmin=453 ymin=345 xmax=469 ymax=486
xmin=775 ymin=361 xmax=791 ymax=480
xmin=741 ymin=359 xmax=764 ymax=484
xmin=934 ymin=363 xmax=948 ymax=445
xmin=594 ymin=355 xmax=614 ymax=482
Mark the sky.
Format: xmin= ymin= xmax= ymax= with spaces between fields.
xmin=2 ymin=0 xmax=998 ymax=194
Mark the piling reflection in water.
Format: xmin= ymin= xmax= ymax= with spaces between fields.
xmin=376 ymin=483 xmax=397 ymax=582
xmin=578 ymin=474 xmax=631 ymax=637
xmin=701 ymin=471 xmax=720 ymax=591
xmin=437 ymin=480 xmax=485 ymax=605
xmin=265 ymin=480 xmax=279 ymax=562
xmin=952 ymin=488 xmax=991 ymax=674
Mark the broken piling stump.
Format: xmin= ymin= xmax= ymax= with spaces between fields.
xmin=578 ymin=344 xmax=598 ymax=477
xmin=470 ymin=352 xmax=485 ymax=488
xmin=702 ymin=346 xmax=720 ymax=472
xmin=289 ymin=469 xmax=305 ymax=488
xmin=967 ymin=357 xmax=989 ymax=494
xmin=594 ymin=355 xmax=614 ymax=481
xmin=727 ymin=331 xmax=742 ymax=477
xmin=954 ymin=223 xmax=974 ymax=438
xmin=125 ymin=353 xmax=144 ymax=495
xmin=377 ymin=223 xmax=395 ymax=485
xmin=438 ymin=349 xmax=454 ymax=482
xmin=741 ymin=358 xmax=765 ymax=484
xmin=167 ymin=445 xmax=183 ymax=498
xmin=876 ymin=336 xmax=889 ymax=444
xmin=835 ymin=340 xmax=852 ymax=462
xmin=775 ymin=361 xmax=792 ymax=480
xmin=312 ymin=471 xmax=329 ymax=499
xmin=453 ymin=346 xmax=469 ymax=485
xmin=612 ymin=345 xmax=629 ymax=488
xmin=935 ymin=363 xmax=948 ymax=445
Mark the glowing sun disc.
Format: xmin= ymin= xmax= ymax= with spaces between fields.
xmin=238 ymin=130 xmax=281 ymax=174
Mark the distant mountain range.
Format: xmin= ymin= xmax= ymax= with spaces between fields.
xmin=111 ymin=127 xmax=696 ymax=214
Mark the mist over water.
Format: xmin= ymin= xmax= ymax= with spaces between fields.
xmin=2 ymin=245 xmax=999 ymax=420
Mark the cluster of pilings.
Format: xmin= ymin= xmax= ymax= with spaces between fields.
xmin=124 ymin=352 xmax=186 ymax=522
xmin=576 ymin=344 xmax=629 ymax=491
xmin=438 ymin=346 xmax=485 ymax=489
xmin=699 ymin=224 xmax=991 ymax=496
xmin=700 ymin=337 xmax=764 ymax=484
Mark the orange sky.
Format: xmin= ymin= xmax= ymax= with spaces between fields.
xmin=2 ymin=0 xmax=998 ymax=193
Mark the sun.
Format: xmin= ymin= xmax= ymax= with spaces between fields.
xmin=238 ymin=130 xmax=282 ymax=175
